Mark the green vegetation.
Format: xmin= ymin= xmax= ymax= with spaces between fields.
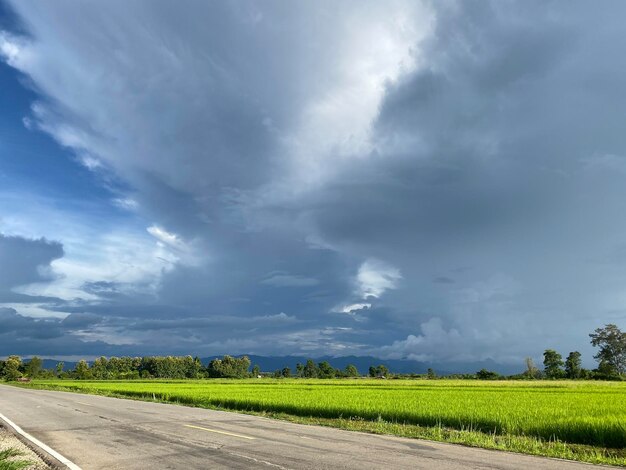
xmin=0 ymin=449 xmax=30 ymax=470
xmin=3 ymin=323 xmax=626 ymax=465
xmin=16 ymin=379 xmax=626 ymax=466
xmin=2 ymin=324 xmax=626 ymax=382
xmin=590 ymin=324 xmax=626 ymax=376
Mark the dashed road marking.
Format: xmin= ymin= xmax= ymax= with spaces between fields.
xmin=184 ymin=424 xmax=256 ymax=440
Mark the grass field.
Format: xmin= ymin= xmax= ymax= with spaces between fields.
xmin=16 ymin=379 xmax=626 ymax=466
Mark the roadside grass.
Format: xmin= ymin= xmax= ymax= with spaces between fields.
xmin=0 ymin=449 xmax=31 ymax=470
xmin=13 ymin=379 xmax=626 ymax=466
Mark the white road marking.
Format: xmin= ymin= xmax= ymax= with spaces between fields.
xmin=0 ymin=412 xmax=83 ymax=470
xmin=184 ymin=424 xmax=256 ymax=440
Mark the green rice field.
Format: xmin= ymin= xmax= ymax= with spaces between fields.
xmin=17 ymin=379 xmax=626 ymax=465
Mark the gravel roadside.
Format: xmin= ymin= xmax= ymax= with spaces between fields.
xmin=0 ymin=426 xmax=50 ymax=470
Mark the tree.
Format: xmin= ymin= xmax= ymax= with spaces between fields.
xmin=427 ymin=368 xmax=436 ymax=379
xmin=74 ymin=360 xmax=91 ymax=380
xmin=55 ymin=362 xmax=65 ymax=376
xmin=543 ymin=349 xmax=564 ymax=379
xmin=344 ymin=364 xmax=359 ymax=377
xmin=281 ymin=367 xmax=291 ymax=378
xmin=252 ymin=365 xmax=261 ymax=377
xmin=590 ymin=324 xmax=626 ymax=376
xmin=476 ymin=368 xmax=499 ymax=380
xmin=295 ymin=363 xmax=304 ymax=377
xmin=25 ymin=356 xmax=43 ymax=378
xmin=564 ymin=351 xmax=582 ymax=379
xmin=317 ymin=361 xmax=336 ymax=379
xmin=524 ymin=357 xmax=540 ymax=379
xmin=207 ymin=355 xmax=251 ymax=378
xmin=3 ymin=356 xmax=22 ymax=381
xmin=303 ymin=359 xmax=318 ymax=378
xmin=369 ymin=365 xmax=389 ymax=378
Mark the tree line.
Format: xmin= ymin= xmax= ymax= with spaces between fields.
xmin=1 ymin=324 xmax=624 ymax=381
xmin=0 ymin=355 xmax=251 ymax=380
xmin=0 ymin=354 xmax=370 ymax=381
xmin=516 ymin=324 xmax=625 ymax=380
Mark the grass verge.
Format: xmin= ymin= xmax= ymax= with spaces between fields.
xmin=0 ymin=449 xmax=31 ymax=470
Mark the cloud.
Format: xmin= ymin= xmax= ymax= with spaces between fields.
xmin=333 ymin=303 xmax=371 ymax=314
xmin=1 ymin=1 xmax=626 ymax=364
xmin=146 ymin=225 xmax=183 ymax=249
xmin=380 ymin=317 xmax=462 ymax=362
xmin=356 ymin=259 xmax=402 ymax=299
xmin=0 ymin=233 xmax=63 ymax=302
xmin=261 ymin=272 xmax=319 ymax=288
xmin=0 ymin=307 xmax=63 ymax=340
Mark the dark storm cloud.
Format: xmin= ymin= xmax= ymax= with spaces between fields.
xmin=0 ymin=307 xmax=63 ymax=339
xmin=2 ymin=1 xmax=626 ymax=363
xmin=0 ymin=233 xmax=64 ymax=302
xmin=265 ymin=0 xmax=626 ymax=361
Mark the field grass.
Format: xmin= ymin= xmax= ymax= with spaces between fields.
xmin=16 ymin=379 xmax=626 ymax=466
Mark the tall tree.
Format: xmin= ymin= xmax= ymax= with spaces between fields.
xmin=25 ymin=356 xmax=42 ymax=378
xmin=74 ymin=360 xmax=91 ymax=380
xmin=589 ymin=324 xmax=626 ymax=376
xmin=344 ymin=364 xmax=359 ymax=377
xmin=524 ymin=357 xmax=540 ymax=378
xmin=317 ymin=361 xmax=336 ymax=379
xmin=303 ymin=359 xmax=318 ymax=378
xmin=3 ymin=356 xmax=22 ymax=381
xmin=564 ymin=351 xmax=582 ymax=379
xmin=543 ymin=349 xmax=564 ymax=379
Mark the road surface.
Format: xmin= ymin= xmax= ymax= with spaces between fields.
xmin=0 ymin=384 xmax=610 ymax=469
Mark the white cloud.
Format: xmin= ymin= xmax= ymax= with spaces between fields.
xmin=112 ymin=198 xmax=139 ymax=211
xmin=356 ymin=258 xmax=402 ymax=299
xmin=378 ymin=317 xmax=462 ymax=361
xmin=147 ymin=225 xmax=183 ymax=249
xmin=0 ymin=31 xmax=28 ymax=68
xmin=0 ymin=191 xmax=172 ymax=304
xmin=284 ymin=2 xmax=431 ymax=188
xmin=332 ymin=302 xmax=371 ymax=314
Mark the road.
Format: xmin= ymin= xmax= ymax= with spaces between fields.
xmin=0 ymin=384 xmax=609 ymax=470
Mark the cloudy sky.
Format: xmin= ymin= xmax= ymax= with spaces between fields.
xmin=1 ymin=1 xmax=625 ymax=366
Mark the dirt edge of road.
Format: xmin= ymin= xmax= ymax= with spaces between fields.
xmin=0 ymin=415 xmax=70 ymax=470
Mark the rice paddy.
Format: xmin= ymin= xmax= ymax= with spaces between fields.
xmin=17 ymin=379 xmax=626 ymax=465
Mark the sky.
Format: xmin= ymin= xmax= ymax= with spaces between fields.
xmin=1 ymin=1 xmax=625 ymax=366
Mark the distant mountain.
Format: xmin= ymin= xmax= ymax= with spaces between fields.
xmin=34 ymin=355 xmax=521 ymax=376
xmin=40 ymin=359 xmax=77 ymax=371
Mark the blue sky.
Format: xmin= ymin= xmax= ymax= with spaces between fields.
xmin=1 ymin=1 xmax=626 ymax=366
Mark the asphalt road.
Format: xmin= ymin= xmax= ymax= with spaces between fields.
xmin=0 ymin=384 xmax=610 ymax=470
